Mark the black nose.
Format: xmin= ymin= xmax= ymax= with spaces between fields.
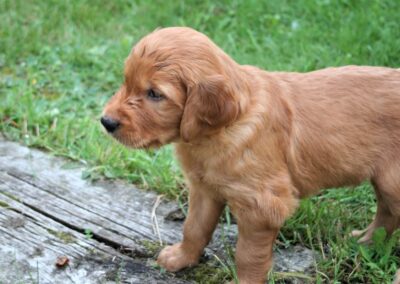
xmin=101 ymin=116 xmax=120 ymax=133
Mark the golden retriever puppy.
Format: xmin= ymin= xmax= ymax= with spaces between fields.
xmin=102 ymin=27 xmax=400 ymax=284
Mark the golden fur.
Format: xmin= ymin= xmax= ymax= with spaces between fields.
xmin=102 ymin=27 xmax=400 ymax=283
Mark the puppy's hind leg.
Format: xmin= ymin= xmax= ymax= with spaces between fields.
xmin=352 ymin=160 xmax=400 ymax=243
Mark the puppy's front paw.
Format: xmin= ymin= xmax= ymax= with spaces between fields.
xmin=157 ymin=243 xmax=199 ymax=272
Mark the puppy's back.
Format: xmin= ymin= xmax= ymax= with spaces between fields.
xmin=277 ymin=66 xmax=400 ymax=193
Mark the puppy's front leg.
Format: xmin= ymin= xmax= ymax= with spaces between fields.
xmin=234 ymin=216 xmax=279 ymax=284
xmin=157 ymin=184 xmax=224 ymax=271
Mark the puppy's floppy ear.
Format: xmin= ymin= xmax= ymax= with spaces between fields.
xmin=180 ymin=75 xmax=239 ymax=141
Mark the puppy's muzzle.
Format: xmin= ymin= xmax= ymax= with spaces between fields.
xmin=100 ymin=116 xmax=120 ymax=133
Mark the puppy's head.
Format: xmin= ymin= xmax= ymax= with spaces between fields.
xmin=101 ymin=27 xmax=241 ymax=148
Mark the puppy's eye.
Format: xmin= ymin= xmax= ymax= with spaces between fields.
xmin=147 ymin=89 xmax=164 ymax=101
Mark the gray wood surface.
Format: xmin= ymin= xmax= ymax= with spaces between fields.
xmin=0 ymin=138 xmax=315 ymax=284
xmin=0 ymin=192 xmax=186 ymax=284
xmin=0 ymin=139 xmax=190 ymax=284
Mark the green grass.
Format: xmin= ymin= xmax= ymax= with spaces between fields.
xmin=1 ymin=0 xmax=400 ymax=283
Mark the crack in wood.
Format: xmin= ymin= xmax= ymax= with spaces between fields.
xmin=3 ymin=168 xmax=164 ymax=241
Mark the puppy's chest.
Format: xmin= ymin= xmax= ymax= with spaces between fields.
xmin=191 ymin=161 xmax=231 ymax=187
xmin=176 ymin=145 xmax=262 ymax=194
xmin=182 ymin=149 xmax=264 ymax=182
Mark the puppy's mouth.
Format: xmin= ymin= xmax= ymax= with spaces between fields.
xmin=110 ymin=132 xmax=162 ymax=149
xmin=138 ymin=140 xmax=162 ymax=149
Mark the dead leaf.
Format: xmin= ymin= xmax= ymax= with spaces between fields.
xmin=55 ymin=256 xmax=69 ymax=268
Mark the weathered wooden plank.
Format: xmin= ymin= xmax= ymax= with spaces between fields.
xmin=0 ymin=139 xmax=182 ymax=246
xmin=0 ymin=171 xmax=145 ymax=249
xmin=0 ymin=194 xmax=189 ymax=284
